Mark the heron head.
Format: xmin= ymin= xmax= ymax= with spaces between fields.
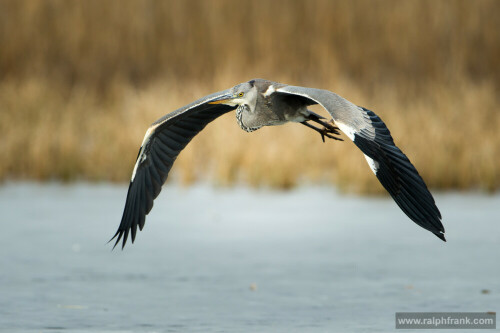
xmin=208 ymin=80 xmax=257 ymax=108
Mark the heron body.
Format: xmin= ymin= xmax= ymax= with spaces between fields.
xmin=111 ymin=79 xmax=445 ymax=249
xmin=219 ymin=79 xmax=310 ymax=131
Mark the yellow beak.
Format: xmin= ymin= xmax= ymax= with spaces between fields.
xmin=208 ymin=94 xmax=233 ymax=105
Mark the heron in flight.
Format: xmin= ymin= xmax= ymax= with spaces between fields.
xmin=111 ymin=79 xmax=445 ymax=248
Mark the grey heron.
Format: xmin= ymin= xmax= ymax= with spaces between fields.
xmin=111 ymin=79 xmax=445 ymax=248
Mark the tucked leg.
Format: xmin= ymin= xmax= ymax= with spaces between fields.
xmin=301 ymin=121 xmax=343 ymax=142
xmin=307 ymin=113 xmax=341 ymax=135
xmin=301 ymin=112 xmax=343 ymax=142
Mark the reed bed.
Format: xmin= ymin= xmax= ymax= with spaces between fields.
xmin=0 ymin=0 xmax=499 ymax=192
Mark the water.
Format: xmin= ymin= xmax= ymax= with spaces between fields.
xmin=0 ymin=183 xmax=498 ymax=332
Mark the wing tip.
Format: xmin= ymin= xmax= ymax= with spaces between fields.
xmin=108 ymin=230 xmax=123 ymax=250
xmin=435 ymin=231 xmax=446 ymax=242
xmin=108 ymin=228 xmax=135 ymax=250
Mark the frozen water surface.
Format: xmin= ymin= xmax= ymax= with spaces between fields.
xmin=0 ymin=183 xmax=498 ymax=332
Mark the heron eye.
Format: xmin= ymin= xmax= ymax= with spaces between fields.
xmin=238 ymin=92 xmax=244 ymax=97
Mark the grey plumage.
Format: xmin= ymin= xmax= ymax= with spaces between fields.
xmin=111 ymin=78 xmax=445 ymax=248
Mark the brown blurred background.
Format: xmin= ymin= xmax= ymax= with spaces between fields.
xmin=0 ymin=0 xmax=499 ymax=192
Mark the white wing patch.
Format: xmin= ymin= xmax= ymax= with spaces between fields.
xmin=131 ymin=158 xmax=141 ymax=181
xmin=140 ymin=125 xmax=158 ymax=147
xmin=335 ymin=121 xmax=356 ymax=141
xmin=364 ymin=154 xmax=379 ymax=175
xmin=131 ymin=124 xmax=159 ymax=181
xmin=263 ymin=85 xmax=276 ymax=97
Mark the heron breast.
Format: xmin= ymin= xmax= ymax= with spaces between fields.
xmin=236 ymin=105 xmax=262 ymax=132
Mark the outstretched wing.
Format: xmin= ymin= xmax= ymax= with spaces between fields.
xmin=276 ymin=86 xmax=445 ymax=241
xmin=111 ymin=89 xmax=236 ymax=248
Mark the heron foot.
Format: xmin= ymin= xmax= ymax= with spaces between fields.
xmin=301 ymin=121 xmax=344 ymax=142
xmin=319 ymin=127 xmax=344 ymax=142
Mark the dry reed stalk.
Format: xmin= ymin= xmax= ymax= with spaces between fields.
xmin=0 ymin=0 xmax=498 ymax=192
